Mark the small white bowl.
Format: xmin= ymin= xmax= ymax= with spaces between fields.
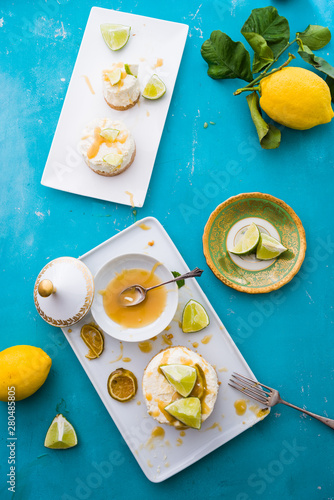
xmin=91 ymin=253 xmax=178 ymax=342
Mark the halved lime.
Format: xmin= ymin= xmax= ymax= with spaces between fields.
xmin=229 ymin=222 xmax=260 ymax=255
xmin=124 ymin=64 xmax=138 ymax=77
xmin=100 ymin=24 xmax=131 ymax=51
xmin=142 ymin=74 xmax=166 ymax=100
xmin=100 ymin=128 xmax=120 ymax=142
xmin=182 ymin=299 xmax=210 ymax=333
xmin=256 ymin=233 xmax=287 ymax=260
xmin=160 ymin=364 xmax=197 ymax=397
xmin=44 ymin=414 xmax=78 ymax=449
xmin=103 ymin=153 xmax=123 ymax=168
xmin=165 ymin=397 xmax=202 ymax=430
xmin=105 ymin=68 xmax=122 ymax=86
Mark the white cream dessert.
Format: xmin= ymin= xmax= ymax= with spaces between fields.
xmin=142 ymin=346 xmax=219 ymax=429
xmin=78 ymin=118 xmax=136 ymax=176
xmin=102 ymin=63 xmax=140 ymax=111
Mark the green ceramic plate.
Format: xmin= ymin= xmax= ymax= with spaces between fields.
xmin=203 ymin=193 xmax=306 ymax=294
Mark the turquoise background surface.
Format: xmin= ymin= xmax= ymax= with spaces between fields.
xmin=0 ymin=0 xmax=333 ymax=498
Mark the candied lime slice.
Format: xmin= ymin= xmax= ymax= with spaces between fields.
xmin=160 ymin=364 xmax=197 ymax=397
xmin=107 ymin=368 xmax=137 ymax=402
xmin=142 ymin=74 xmax=166 ymax=100
xmin=100 ymin=23 xmax=131 ymax=51
xmin=165 ymin=397 xmax=202 ymax=429
xmin=105 ymin=68 xmax=122 ymax=85
xmin=44 ymin=414 xmax=78 ymax=449
xmin=182 ymin=299 xmax=210 ymax=333
xmin=100 ymin=128 xmax=120 ymax=142
xmin=256 ymin=233 xmax=287 ymax=260
xmin=229 ymin=222 xmax=260 ymax=255
xmin=80 ymin=324 xmax=104 ymax=360
xmin=124 ymin=64 xmax=138 ymax=77
xmin=103 ymin=153 xmax=123 ymax=167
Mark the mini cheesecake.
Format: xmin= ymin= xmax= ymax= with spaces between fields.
xmin=102 ymin=63 xmax=140 ymax=111
xmin=142 ymin=346 xmax=219 ymax=429
xmin=78 ymin=118 xmax=136 ymax=176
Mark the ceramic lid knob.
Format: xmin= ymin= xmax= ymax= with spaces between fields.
xmin=38 ymin=279 xmax=55 ymax=297
xmin=34 ymin=257 xmax=95 ymax=327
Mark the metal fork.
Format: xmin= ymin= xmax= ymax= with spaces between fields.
xmin=229 ymin=372 xmax=334 ymax=429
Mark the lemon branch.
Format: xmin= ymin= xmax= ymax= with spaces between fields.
xmin=234 ymin=38 xmax=298 ymax=95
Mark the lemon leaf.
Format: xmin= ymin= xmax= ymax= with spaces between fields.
xmin=201 ymin=31 xmax=253 ymax=82
xmin=241 ymin=6 xmax=290 ymax=73
xmin=326 ymin=76 xmax=334 ymax=103
xmin=246 ymin=92 xmax=281 ymax=150
xmin=297 ymin=44 xmax=334 ymax=80
xmin=297 ymin=25 xmax=331 ymax=51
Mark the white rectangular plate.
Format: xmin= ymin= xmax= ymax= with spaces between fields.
xmin=62 ymin=217 xmax=268 ymax=482
xmin=41 ymin=8 xmax=188 ymax=207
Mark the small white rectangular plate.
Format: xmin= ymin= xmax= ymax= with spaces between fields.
xmin=62 ymin=217 xmax=268 ymax=482
xmin=41 ymin=8 xmax=188 ymax=207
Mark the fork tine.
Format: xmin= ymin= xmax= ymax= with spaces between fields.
xmin=228 ymin=381 xmax=268 ymax=404
xmin=228 ymin=382 xmax=268 ymax=405
xmin=231 ymin=374 xmax=270 ymax=397
xmin=233 ymin=372 xmax=273 ymax=392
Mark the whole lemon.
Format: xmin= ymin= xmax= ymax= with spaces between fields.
xmin=0 ymin=345 xmax=52 ymax=401
xmin=259 ymin=67 xmax=334 ymax=130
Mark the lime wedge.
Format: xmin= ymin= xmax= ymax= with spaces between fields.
xmin=142 ymin=74 xmax=166 ymax=100
xmin=165 ymin=397 xmax=202 ymax=429
xmin=229 ymin=222 xmax=260 ymax=255
xmin=124 ymin=64 xmax=138 ymax=77
xmin=256 ymin=233 xmax=287 ymax=260
xmin=160 ymin=364 xmax=197 ymax=397
xmin=103 ymin=153 xmax=123 ymax=167
xmin=182 ymin=299 xmax=210 ymax=333
xmin=100 ymin=24 xmax=131 ymax=51
xmin=100 ymin=128 xmax=120 ymax=142
xmin=105 ymin=68 xmax=122 ymax=86
xmin=44 ymin=414 xmax=78 ymax=449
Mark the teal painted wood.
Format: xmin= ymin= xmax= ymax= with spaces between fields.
xmin=0 ymin=1 xmax=333 ymax=499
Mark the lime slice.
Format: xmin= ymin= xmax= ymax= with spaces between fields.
xmin=107 ymin=368 xmax=137 ymax=402
xmin=44 ymin=414 xmax=78 ymax=449
xmin=165 ymin=397 xmax=202 ymax=430
xmin=160 ymin=364 xmax=197 ymax=397
xmin=103 ymin=153 xmax=123 ymax=168
xmin=182 ymin=299 xmax=210 ymax=333
xmin=100 ymin=128 xmax=120 ymax=142
xmin=100 ymin=24 xmax=131 ymax=51
xmin=142 ymin=74 xmax=166 ymax=100
xmin=256 ymin=233 xmax=287 ymax=260
xmin=124 ymin=64 xmax=138 ymax=77
xmin=105 ymin=68 xmax=122 ymax=86
xmin=229 ymin=222 xmax=260 ymax=255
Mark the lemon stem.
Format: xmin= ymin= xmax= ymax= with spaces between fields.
xmin=234 ymin=38 xmax=298 ymax=95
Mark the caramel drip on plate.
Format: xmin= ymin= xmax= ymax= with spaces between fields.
xmin=138 ymin=223 xmax=151 ymax=230
xmin=201 ymin=335 xmax=213 ymax=345
xmin=234 ymin=399 xmax=247 ymax=416
xmin=125 ymin=191 xmax=135 ymax=208
xmin=205 ymin=422 xmax=222 ymax=432
xmin=138 ymin=341 xmax=152 ymax=353
xmin=109 ymin=343 xmax=123 ymax=363
xmin=82 ymin=75 xmax=95 ymax=94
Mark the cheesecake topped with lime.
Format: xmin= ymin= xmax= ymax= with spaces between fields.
xmin=102 ymin=62 xmax=140 ymax=110
xmin=142 ymin=346 xmax=218 ymax=429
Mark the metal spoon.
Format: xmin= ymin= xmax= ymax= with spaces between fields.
xmin=119 ymin=268 xmax=204 ymax=307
